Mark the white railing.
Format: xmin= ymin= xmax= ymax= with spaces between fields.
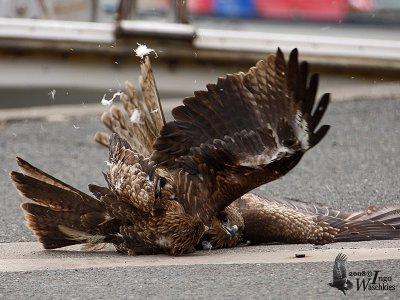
xmin=0 ymin=16 xmax=400 ymax=69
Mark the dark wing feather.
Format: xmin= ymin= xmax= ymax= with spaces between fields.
xmin=232 ymin=194 xmax=400 ymax=245
xmin=308 ymin=204 xmax=400 ymax=242
xmin=333 ymin=206 xmax=400 ymax=242
xmin=12 ymin=157 xmax=101 ymax=211
xmin=152 ymin=48 xmax=330 ymax=223
xmin=231 ymin=194 xmax=339 ymax=244
xmin=14 ymin=157 xmax=92 ymax=199
xmin=10 ymin=158 xmax=120 ymax=250
xmin=248 ymin=195 xmax=349 ymax=219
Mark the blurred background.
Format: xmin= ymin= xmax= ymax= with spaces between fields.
xmin=1 ymin=0 xmax=397 ymax=23
xmin=0 ymin=0 xmax=400 ymax=110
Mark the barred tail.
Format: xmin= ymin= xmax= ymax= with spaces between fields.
xmin=10 ymin=157 xmax=120 ymax=250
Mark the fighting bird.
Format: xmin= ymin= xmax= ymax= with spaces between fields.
xmin=233 ymin=194 xmax=400 ymax=246
xmin=96 ymin=50 xmax=400 ymax=251
xmin=11 ymin=48 xmax=331 ymax=254
xmin=329 ymin=253 xmax=353 ymax=295
xmin=95 ymin=48 xmax=330 ymax=250
xmin=10 ymin=135 xmax=205 ymax=255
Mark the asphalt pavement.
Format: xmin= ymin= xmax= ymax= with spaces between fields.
xmin=0 ymin=96 xmax=399 ymax=299
xmin=1 ymin=241 xmax=400 ymax=299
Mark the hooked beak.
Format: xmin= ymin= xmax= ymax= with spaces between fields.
xmin=223 ymin=225 xmax=238 ymax=237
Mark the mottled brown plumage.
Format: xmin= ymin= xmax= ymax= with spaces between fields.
xmin=150 ymin=48 xmax=330 ymax=225
xmin=96 ymin=50 xmax=329 ymax=232
xmin=13 ymin=48 xmax=333 ymax=255
xmin=10 ymin=56 xmax=206 ymax=255
xmin=95 ymin=48 xmax=330 ymax=249
xmin=232 ymin=194 xmax=400 ymax=245
xmin=94 ymin=49 xmax=400 ymax=250
xmin=10 ymin=134 xmax=204 ymax=256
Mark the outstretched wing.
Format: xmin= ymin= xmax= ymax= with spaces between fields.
xmin=232 ymin=194 xmax=339 ymax=244
xmin=232 ymin=194 xmax=400 ymax=245
xmin=152 ymin=48 xmax=330 ymax=224
xmin=332 ymin=206 xmax=400 ymax=242
xmin=95 ymin=56 xmax=165 ymax=156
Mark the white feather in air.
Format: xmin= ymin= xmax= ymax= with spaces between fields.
xmin=134 ymin=43 xmax=158 ymax=59
xmin=48 ymin=89 xmax=56 ymax=100
xmin=101 ymin=91 xmax=122 ymax=106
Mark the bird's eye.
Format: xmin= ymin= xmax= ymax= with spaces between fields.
xmin=217 ymin=212 xmax=228 ymax=224
xmin=155 ymin=176 xmax=168 ymax=199
xmin=158 ymin=176 xmax=167 ymax=188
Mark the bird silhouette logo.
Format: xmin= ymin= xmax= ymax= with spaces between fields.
xmin=329 ymin=253 xmax=353 ymax=295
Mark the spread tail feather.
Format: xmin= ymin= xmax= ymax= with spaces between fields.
xmin=21 ymin=202 xmax=106 ymax=249
xmin=10 ymin=157 xmax=120 ymax=250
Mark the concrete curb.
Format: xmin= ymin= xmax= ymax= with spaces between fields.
xmin=1 ymin=241 xmax=399 ymax=272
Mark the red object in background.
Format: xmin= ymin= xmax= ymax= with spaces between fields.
xmin=254 ymin=0 xmax=349 ymax=21
xmin=188 ymin=0 xmax=375 ymax=21
xmin=187 ymin=0 xmax=214 ymax=15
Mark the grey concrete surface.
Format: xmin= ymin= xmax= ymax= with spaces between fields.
xmin=1 ymin=259 xmax=399 ymax=299
xmin=0 ymin=96 xmax=399 ymax=299
xmin=2 ymin=97 xmax=399 ymax=243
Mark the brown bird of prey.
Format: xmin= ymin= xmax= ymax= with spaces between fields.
xmin=95 ymin=56 xmax=246 ymax=249
xmin=11 ymin=135 xmax=205 ymax=255
xmin=11 ymin=48 xmax=331 ymax=254
xmin=94 ymin=48 xmax=330 ymax=250
xmin=232 ymin=193 xmax=400 ymax=246
xmin=96 ymin=51 xmax=400 ymax=251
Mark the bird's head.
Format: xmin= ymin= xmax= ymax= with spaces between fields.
xmin=198 ymin=206 xmax=244 ymax=250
